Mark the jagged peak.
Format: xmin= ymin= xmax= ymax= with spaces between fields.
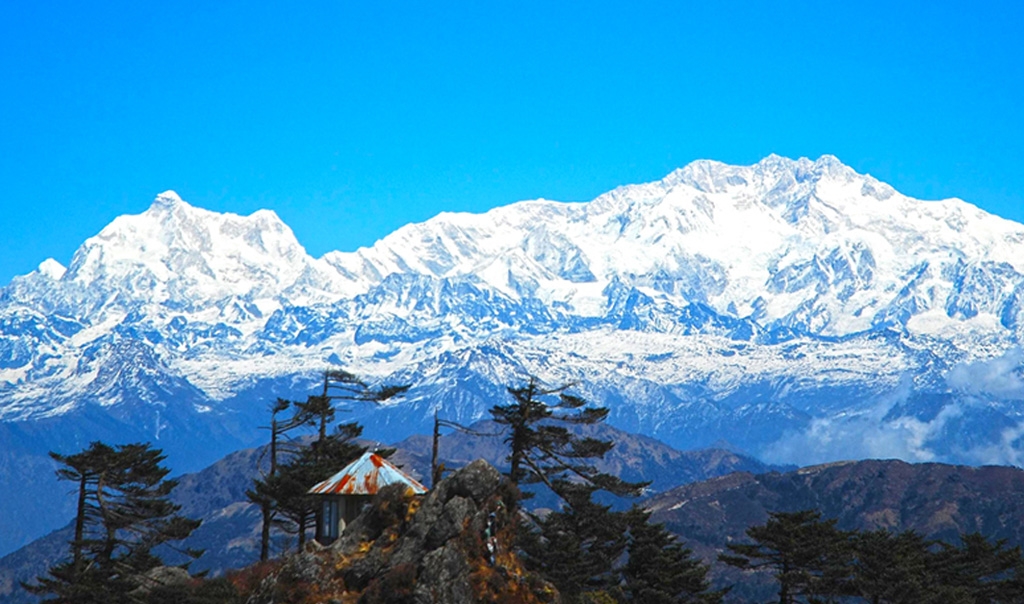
xmin=151 ymin=190 xmax=186 ymax=211
xmin=753 ymin=153 xmax=856 ymax=178
xmin=657 ymin=154 xmax=862 ymax=195
xmin=37 ymin=258 xmax=66 ymax=280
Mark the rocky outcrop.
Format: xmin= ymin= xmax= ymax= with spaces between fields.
xmin=245 ymin=460 xmax=558 ymax=604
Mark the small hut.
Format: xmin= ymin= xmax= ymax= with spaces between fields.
xmin=308 ymin=451 xmax=427 ymax=543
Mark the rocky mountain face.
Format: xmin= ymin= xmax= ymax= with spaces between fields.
xmin=252 ymin=460 xmax=554 ymax=604
xmin=4 ymin=155 xmax=1024 ymax=555
xmin=646 ymin=459 xmax=1024 ymax=601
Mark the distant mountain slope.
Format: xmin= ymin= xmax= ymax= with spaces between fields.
xmin=646 ymin=459 xmax=1024 ymax=601
xmin=5 ymin=155 xmax=1024 ymax=555
xmin=392 ymin=420 xmax=780 ymax=497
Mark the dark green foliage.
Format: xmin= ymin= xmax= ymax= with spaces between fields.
xmin=23 ymin=441 xmax=201 ymax=604
xmin=720 ymin=510 xmax=850 ymax=603
xmin=523 ymin=484 xmax=718 ymax=604
xmin=723 ymin=509 xmax=1024 ymax=604
xmin=490 ymin=378 xmax=646 ymax=503
xmin=521 ymin=482 xmax=628 ymax=603
xmin=251 ymin=422 xmax=366 ymax=548
xmin=926 ymin=533 xmax=1024 ymax=603
xmin=622 ymin=506 xmax=722 ymax=604
xmin=249 ymin=397 xmax=298 ymax=562
xmin=247 ymin=368 xmax=408 ymax=555
xmin=848 ymin=529 xmax=930 ymax=603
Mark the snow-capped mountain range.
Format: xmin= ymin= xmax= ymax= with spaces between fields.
xmin=3 ymin=154 xmax=1024 ymax=555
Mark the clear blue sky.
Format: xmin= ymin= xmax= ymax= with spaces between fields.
xmin=1 ymin=1 xmax=1022 ymax=286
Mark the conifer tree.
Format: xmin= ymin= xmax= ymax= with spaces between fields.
xmin=252 ymin=422 xmax=366 ymax=548
xmin=927 ymin=533 xmax=1024 ymax=603
xmin=490 ymin=378 xmax=645 ymax=503
xmin=24 ymin=441 xmax=200 ymax=604
xmin=521 ymin=482 xmax=628 ymax=603
xmin=848 ymin=529 xmax=930 ymax=604
xmin=298 ymin=369 xmax=408 ymax=542
xmin=248 ymin=369 xmax=408 ymax=553
xmin=248 ymin=398 xmax=305 ymax=562
xmin=720 ymin=509 xmax=850 ymax=604
xmin=622 ymin=506 xmax=722 ymax=604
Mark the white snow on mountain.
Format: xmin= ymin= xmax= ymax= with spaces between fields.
xmin=2 ymin=155 xmax=1024 ymax=465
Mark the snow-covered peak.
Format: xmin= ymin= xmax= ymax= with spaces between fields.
xmin=8 ymin=155 xmax=1024 ymax=344
xmin=152 ymin=190 xmax=184 ymax=210
xmin=5 ymin=154 xmax=1024 ymax=472
xmin=50 ymin=192 xmax=350 ymax=318
xmin=37 ymin=258 xmax=66 ymax=280
xmin=315 ymin=155 xmax=1024 ymax=338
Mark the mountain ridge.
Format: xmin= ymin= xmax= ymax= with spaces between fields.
xmin=3 ymin=154 xmax=1024 ymax=556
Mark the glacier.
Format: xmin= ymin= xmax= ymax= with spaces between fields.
xmin=2 ymin=154 xmax=1024 ymax=555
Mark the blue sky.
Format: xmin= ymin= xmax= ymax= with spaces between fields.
xmin=1 ymin=1 xmax=1022 ymax=286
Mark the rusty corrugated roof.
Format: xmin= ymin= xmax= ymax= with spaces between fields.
xmin=307 ymin=451 xmax=427 ymax=496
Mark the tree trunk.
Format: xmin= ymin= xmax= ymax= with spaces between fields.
xmin=259 ymin=502 xmax=272 ymax=562
xmin=96 ymin=474 xmax=116 ymax=567
xmin=431 ymin=413 xmax=441 ymax=488
xmin=72 ymin=474 xmax=88 ymax=573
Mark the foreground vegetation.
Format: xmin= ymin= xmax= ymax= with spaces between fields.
xmin=722 ymin=510 xmax=1024 ymax=603
xmin=22 ymin=372 xmax=1024 ymax=603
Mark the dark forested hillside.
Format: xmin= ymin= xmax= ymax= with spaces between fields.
xmin=647 ymin=459 xmax=1024 ymax=601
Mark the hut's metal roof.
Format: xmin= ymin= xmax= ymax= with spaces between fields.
xmin=308 ymin=451 xmax=427 ymax=496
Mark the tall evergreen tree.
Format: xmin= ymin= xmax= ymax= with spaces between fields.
xmin=720 ymin=510 xmax=850 ymax=604
xmin=247 ymin=397 xmax=305 ymax=562
xmin=490 ymin=378 xmax=645 ymax=503
xmin=927 ymin=533 xmax=1024 ymax=603
xmin=848 ymin=529 xmax=930 ymax=604
xmin=521 ymin=482 xmax=628 ymax=603
xmin=622 ymin=506 xmax=722 ymax=604
xmin=721 ymin=510 xmax=1024 ymax=604
xmin=298 ymin=369 xmax=408 ymax=542
xmin=252 ymin=422 xmax=367 ymax=548
xmin=247 ymin=369 xmax=408 ymax=553
xmin=24 ymin=442 xmax=200 ymax=604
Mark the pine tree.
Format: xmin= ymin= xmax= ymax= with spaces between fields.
xmin=621 ymin=506 xmax=721 ymax=604
xmin=248 ymin=398 xmax=305 ymax=562
xmin=23 ymin=442 xmax=200 ymax=604
xmin=490 ymin=378 xmax=645 ymax=503
xmin=521 ymin=482 xmax=628 ymax=603
xmin=719 ymin=510 xmax=850 ymax=604
xmin=848 ymin=529 xmax=930 ymax=604
xmin=253 ymin=422 xmax=367 ymax=548
xmin=298 ymin=369 xmax=408 ymax=543
xmin=248 ymin=369 xmax=408 ymax=554
xmin=927 ymin=532 xmax=1024 ymax=603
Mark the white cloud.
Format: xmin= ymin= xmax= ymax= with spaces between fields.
xmin=761 ymin=374 xmax=956 ymax=465
xmin=761 ymin=351 xmax=1024 ymax=468
xmin=947 ymin=347 xmax=1024 ymax=400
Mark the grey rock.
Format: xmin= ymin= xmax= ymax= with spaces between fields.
xmin=444 ymin=459 xmax=502 ymax=504
xmin=425 ymin=495 xmax=475 ymax=550
xmin=413 ymin=543 xmax=474 ymax=604
xmin=130 ymin=565 xmax=191 ymax=595
xmin=342 ymin=545 xmax=388 ymax=592
xmin=280 ymin=549 xmax=325 ymax=585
